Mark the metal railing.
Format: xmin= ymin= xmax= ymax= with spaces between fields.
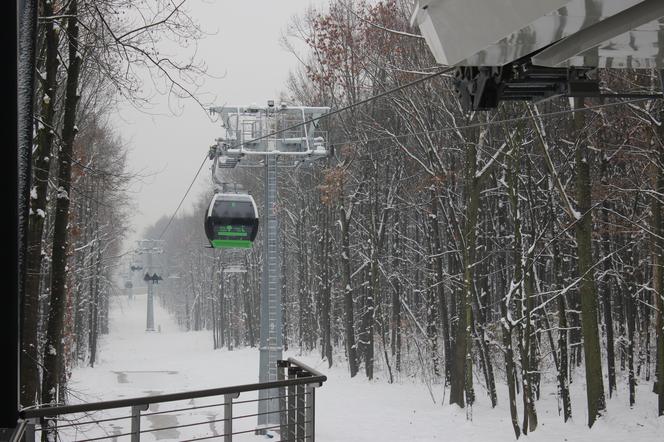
xmin=13 ymin=358 xmax=325 ymax=441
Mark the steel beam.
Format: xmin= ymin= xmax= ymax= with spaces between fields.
xmin=532 ymin=0 xmax=664 ymax=67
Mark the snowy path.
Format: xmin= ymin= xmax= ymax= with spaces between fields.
xmin=69 ymin=294 xmax=664 ymax=441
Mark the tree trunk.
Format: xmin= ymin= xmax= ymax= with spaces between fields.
xmin=211 ymin=270 xmax=219 ymax=349
xmin=88 ymin=248 xmax=100 ymax=367
xmin=392 ymin=218 xmax=403 ymax=373
xmin=297 ymin=211 xmax=307 ymax=350
xmin=600 ymin=195 xmax=617 ymax=396
xmin=41 ymin=4 xmax=82 ymax=434
xmin=500 ymin=278 xmax=520 ymax=439
xmin=365 ymin=255 xmax=378 ymax=380
xmin=627 ymin=275 xmax=636 ymax=407
xmin=654 ymin=111 xmax=664 ymax=415
xmin=521 ymin=267 xmax=538 ymax=433
xmin=426 ymin=226 xmax=439 ymax=377
xmin=558 ymin=291 xmax=573 ymax=421
xmin=341 ymin=205 xmax=359 ymax=377
xmin=573 ymin=97 xmax=606 ymax=427
xmin=243 ymin=271 xmax=256 ymax=347
xmin=74 ymin=202 xmax=91 ymax=363
xmin=321 ymin=206 xmax=333 ymax=368
xmin=553 ymin=229 xmax=572 ymax=421
xmin=22 ymin=0 xmax=59 ymax=407
xmin=450 ymin=136 xmax=480 ymax=408
xmin=431 ymin=193 xmax=451 ymax=383
xmin=507 ymin=137 xmax=537 ymax=433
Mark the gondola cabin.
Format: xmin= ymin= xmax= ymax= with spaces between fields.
xmin=205 ymin=193 xmax=259 ymax=249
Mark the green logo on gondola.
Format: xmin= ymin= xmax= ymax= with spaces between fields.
xmin=211 ymin=239 xmax=251 ymax=249
xmin=217 ymin=225 xmax=247 ymax=237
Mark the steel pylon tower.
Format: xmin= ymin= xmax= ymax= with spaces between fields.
xmin=209 ymin=101 xmax=329 ymax=431
xmin=258 ymin=153 xmax=281 ymax=427
xmin=135 ymin=239 xmax=164 ymax=332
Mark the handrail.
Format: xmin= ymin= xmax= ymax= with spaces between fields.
xmin=21 ymin=358 xmax=326 ymax=420
xmin=9 ymin=419 xmax=27 ymax=442
xmin=286 ymin=358 xmax=325 ymax=378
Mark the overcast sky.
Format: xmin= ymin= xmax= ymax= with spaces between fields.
xmin=116 ymin=0 xmax=327 ymax=250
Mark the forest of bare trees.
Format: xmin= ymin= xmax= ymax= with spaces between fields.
xmin=22 ymin=0 xmax=664 ymax=440
xmin=21 ymin=2 xmax=207 ymax=432
xmin=143 ymin=1 xmax=664 ymax=437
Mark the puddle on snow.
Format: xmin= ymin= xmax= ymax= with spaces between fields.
xmin=145 ymin=402 xmax=181 ymax=440
xmin=112 ymin=370 xmax=179 ymax=384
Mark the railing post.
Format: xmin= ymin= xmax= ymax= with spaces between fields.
xmin=130 ymin=404 xmax=149 ymax=442
xmin=8 ymin=419 xmax=33 ymax=442
xmin=287 ymin=367 xmax=301 ymax=441
xmin=305 ymin=384 xmax=315 ymax=442
xmin=295 ymin=371 xmax=307 ymax=442
xmin=25 ymin=419 xmax=36 ymax=442
xmin=277 ymin=360 xmax=289 ymax=439
xmin=224 ymin=392 xmax=240 ymax=442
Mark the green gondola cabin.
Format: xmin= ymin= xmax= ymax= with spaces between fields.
xmin=204 ymin=193 xmax=259 ymax=248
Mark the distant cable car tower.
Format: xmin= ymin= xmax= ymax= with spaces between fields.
xmin=208 ymin=100 xmax=329 ymax=432
xmin=135 ymin=239 xmax=164 ymax=332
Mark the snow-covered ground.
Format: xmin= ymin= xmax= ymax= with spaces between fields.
xmin=68 ymin=293 xmax=664 ymax=441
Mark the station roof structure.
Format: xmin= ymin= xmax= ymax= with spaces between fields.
xmin=411 ymin=0 xmax=663 ymax=69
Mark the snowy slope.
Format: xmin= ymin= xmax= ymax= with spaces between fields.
xmin=68 ymin=294 xmax=664 ymax=441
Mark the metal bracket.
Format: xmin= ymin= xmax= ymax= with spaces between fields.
xmin=454 ymin=60 xmax=598 ymax=111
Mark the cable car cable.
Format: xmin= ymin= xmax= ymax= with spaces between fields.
xmin=222 ymin=67 xmax=457 ymax=151
xmin=158 ymin=153 xmax=208 ymax=240
xmin=324 ymin=96 xmax=657 ymax=150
